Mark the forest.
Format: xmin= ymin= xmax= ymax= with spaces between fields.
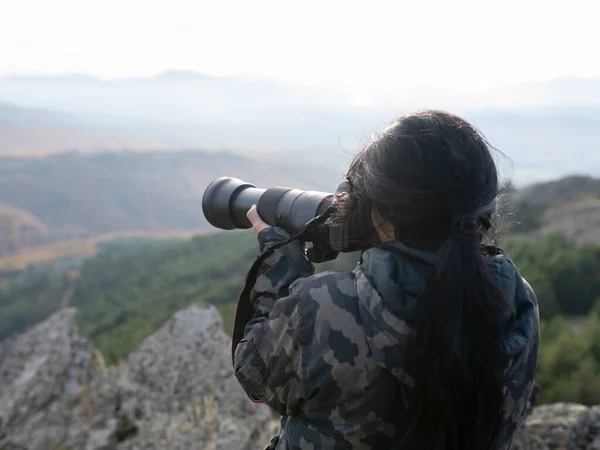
xmin=1 ymin=227 xmax=600 ymax=405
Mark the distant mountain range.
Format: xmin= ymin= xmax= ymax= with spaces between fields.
xmin=2 ymin=73 xmax=600 ymax=185
xmin=0 ymin=102 xmax=170 ymax=156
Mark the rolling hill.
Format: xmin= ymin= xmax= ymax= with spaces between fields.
xmin=506 ymin=175 xmax=600 ymax=243
xmin=0 ymin=150 xmax=344 ymax=262
xmin=1 ymin=148 xmax=599 ymax=270
xmin=0 ymin=204 xmax=48 ymax=254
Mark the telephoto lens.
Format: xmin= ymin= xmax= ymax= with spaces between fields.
xmin=202 ymin=177 xmax=333 ymax=233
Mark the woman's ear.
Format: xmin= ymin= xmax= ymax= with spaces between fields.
xmin=371 ymin=207 xmax=381 ymax=228
xmin=371 ymin=207 xmax=396 ymax=243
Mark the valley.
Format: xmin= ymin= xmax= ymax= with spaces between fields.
xmin=3 ymin=75 xmax=600 ymax=414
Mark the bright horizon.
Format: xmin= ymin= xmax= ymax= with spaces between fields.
xmin=1 ymin=0 xmax=598 ymax=101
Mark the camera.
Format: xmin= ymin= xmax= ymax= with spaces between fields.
xmin=201 ymin=177 xmax=362 ymax=262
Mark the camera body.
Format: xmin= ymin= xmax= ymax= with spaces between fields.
xmin=202 ymin=177 xmax=362 ymax=262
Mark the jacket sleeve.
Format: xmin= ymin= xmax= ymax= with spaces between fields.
xmin=233 ymin=227 xmax=315 ymax=415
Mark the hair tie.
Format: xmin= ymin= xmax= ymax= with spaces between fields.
xmin=452 ymin=215 xmax=479 ymax=236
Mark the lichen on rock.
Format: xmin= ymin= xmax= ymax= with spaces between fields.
xmin=0 ymin=305 xmax=272 ymax=450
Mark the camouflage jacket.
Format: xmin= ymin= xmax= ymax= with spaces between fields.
xmin=233 ymin=227 xmax=540 ymax=450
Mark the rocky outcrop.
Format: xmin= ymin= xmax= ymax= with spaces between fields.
xmin=5 ymin=305 xmax=600 ymax=450
xmin=0 ymin=305 xmax=273 ymax=450
xmin=511 ymin=403 xmax=600 ymax=450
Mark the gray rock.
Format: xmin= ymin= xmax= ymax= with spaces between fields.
xmin=0 ymin=308 xmax=102 ymax=436
xmin=566 ymin=405 xmax=600 ymax=450
xmin=10 ymin=305 xmax=600 ymax=450
xmin=516 ymin=403 xmax=589 ymax=450
xmin=0 ymin=305 xmax=272 ymax=450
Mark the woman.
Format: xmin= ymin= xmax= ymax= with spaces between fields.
xmin=233 ymin=110 xmax=539 ymax=450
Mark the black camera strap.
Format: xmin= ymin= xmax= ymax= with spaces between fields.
xmin=231 ymin=209 xmax=333 ymax=403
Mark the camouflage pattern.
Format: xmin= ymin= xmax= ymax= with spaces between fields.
xmin=233 ymin=227 xmax=540 ymax=450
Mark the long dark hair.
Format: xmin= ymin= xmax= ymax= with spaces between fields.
xmin=334 ymin=110 xmax=509 ymax=449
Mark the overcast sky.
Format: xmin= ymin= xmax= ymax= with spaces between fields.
xmin=0 ymin=0 xmax=597 ymax=99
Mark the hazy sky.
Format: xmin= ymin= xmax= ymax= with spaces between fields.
xmin=1 ymin=0 xmax=597 ymax=98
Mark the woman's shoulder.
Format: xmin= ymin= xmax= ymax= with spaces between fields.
xmin=483 ymin=245 xmax=538 ymax=303
xmin=483 ymin=245 xmax=520 ymax=280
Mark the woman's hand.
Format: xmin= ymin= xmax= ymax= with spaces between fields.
xmin=247 ymin=205 xmax=271 ymax=234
